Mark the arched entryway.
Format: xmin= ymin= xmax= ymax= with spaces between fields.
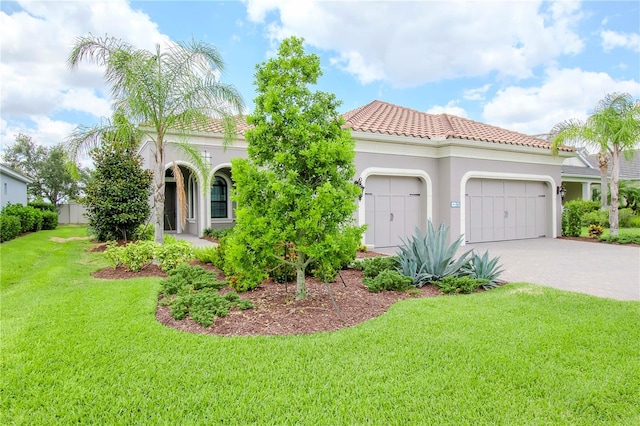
xmin=164 ymin=164 xmax=200 ymax=235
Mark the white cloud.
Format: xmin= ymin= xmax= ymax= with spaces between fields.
xmin=426 ymin=101 xmax=468 ymax=118
xmin=0 ymin=0 xmax=171 ymax=120
xmin=463 ymin=84 xmax=492 ymax=101
xmin=1 ymin=117 xmax=77 ymax=149
xmin=482 ymin=67 xmax=640 ymax=136
xmin=601 ymin=30 xmax=640 ymax=52
xmin=245 ymin=0 xmax=585 ymax=87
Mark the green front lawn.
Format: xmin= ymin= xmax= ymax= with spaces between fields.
xmin=580 ymin=227 xmax=640 ymax=238
xmin=2 ymin=226 xmax=639 ymax=424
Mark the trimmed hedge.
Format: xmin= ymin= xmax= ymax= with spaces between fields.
xmin=28 ymin=201 xmax=56 ymax=212
xmin=41 ymin=211 xmax=59 ymax=230
xmin=0 ymin=215 xmax=21 ymax=242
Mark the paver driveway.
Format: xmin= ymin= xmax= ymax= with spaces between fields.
xmin=464 ymin=238 xmax=640 ymax=301
xmin=379 ymin=238 xmax=640 ymax=301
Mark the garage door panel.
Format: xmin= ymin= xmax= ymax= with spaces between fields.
xmin=466 ymin=179 xmax=548 ymax=243
xmin=366 ymin=175 xmax=423 ymax=248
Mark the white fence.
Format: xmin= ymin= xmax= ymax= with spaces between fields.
xmin=58 ymin=203 xmax=88 ymax=224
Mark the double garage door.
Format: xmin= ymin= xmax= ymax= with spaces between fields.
xmin=365 ymin=176 xmax=423 ymax=248
xmin=466 ymin=179 xmax=548 ymax=243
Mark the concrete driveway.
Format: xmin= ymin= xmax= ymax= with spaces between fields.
xmin=380 ymin=238 xmax=640 ymax=301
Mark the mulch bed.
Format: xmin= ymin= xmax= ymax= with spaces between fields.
xmin=90 ymin=247 xmax=443 ymax=336
xmin=558 ymin=236 xmax=640 ymax=247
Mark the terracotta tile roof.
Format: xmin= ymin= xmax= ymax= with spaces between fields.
xmin=343 ymin=100 xmax=573 ymax=151
xmin=183 ymin=100 xmax=573 ymax=152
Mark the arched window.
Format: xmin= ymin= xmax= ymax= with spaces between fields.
xmin=211 ymin=176 xmax=227 ymax=218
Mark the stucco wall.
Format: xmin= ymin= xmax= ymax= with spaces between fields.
xmin=58 ymin=203 xmax=89 ymax=224
xmin=0 ymin=172 xmax=29 ymax=208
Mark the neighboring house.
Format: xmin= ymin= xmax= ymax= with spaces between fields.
xmin=138 ymin=100 xmax=574 ymax=248
xmin=561 ymin=149 xmax=640 ymax=202
xmin=0 ymin=164 xmax=32 ymax=209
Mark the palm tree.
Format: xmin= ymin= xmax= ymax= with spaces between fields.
xmin=551 ymin=92 xmax=640 ymax=236
xmin=67 ymin=35 xmax=244 ymax=243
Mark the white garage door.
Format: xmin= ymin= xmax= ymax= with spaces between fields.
xmin=364 ymin=176 xmax=423 ymax=248
xmin=466 ymin=179 xmax=548 ymax=243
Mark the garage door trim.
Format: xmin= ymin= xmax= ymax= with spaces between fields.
xmin=459 ymin=171 xmax=558 ymax=246
xmin=358 ymin=167 xmax=433 ymax=247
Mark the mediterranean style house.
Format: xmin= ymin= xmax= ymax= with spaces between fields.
xmin=138 ymin=100 xmax=575 ymax=248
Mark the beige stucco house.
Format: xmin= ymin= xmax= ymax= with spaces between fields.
xmin=138 ymin=100 xmax=575 ymax=248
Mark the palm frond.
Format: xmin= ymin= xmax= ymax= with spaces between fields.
xmin=172 ymin=162 xmax=187 ymax=230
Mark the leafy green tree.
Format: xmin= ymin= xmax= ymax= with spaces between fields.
xmin=67 ymin=35 xmax=244 ymax=243
xmin=552 ymin=92 xmax=640 ymax=236
xmin=3 ymin=134 xmax=80 ymax=209
xmin=227 ymin=37 xmax=364 ymax=300
xmin=83 ymin=141 xmax=152 ymax=242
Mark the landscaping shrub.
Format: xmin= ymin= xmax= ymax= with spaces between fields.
xmin=397 ymin=221 xmax=472 ymax=286
xmin=629 ymin=215 xmax=640 ymax=228
xmin=435 ymin=276 xmax=489 ymax=294
xmin=360 ymin=256 xmax=399 ymax=279
xmin=1 ymin=203 xmax=41 ymax=233
xmin=464 ymin=251 xmax=503 ymax=289
xmin=104 ymin=240 xmax=155 ymax=272
xmin=40 ymin=211 xmax=58 ymax=230
xmin=562 ymin=200 xmax=584 ymax=237
xmin=156 ymin=240 xmax=194 ymax=272
xmin=588 ymin=224 xmax=604 ymax=238
xmin=582 ymin=210 xmax=608 ymax=227
xmin=193 ymin=246 xmax=218 ymax=264
xmin=0 ymin=215 xmax=21 ymax=242
xmin=618 ymin=208 xmax=634 ymax=228
xmin=27 ymin=201 xmax=56 ymax=212
xmin=133 ymin=223 xmax=154 ymax=241
xmin=203 ymin=227 xmax=233 ymax=240
xmin=160 ymin=264 xmax=251 ymax=327
xmin=363 ymin=269 xmax=413 ymax=293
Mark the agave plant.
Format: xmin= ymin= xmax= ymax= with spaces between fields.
xmin=465 ymin=250 xmax=504 ymax=289
xmin=397 ymin=221 xmax=473 ymax=287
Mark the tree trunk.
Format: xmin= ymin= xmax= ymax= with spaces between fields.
xmin=609 ymin=147 xmax=620 ymax=237
xmin=153 ymin=141 xmax=165 ymax=244
xmin=295 ymin=252 xmax=307 ymax=300
xmin=597 ymin=151 xmax=609 ymax=209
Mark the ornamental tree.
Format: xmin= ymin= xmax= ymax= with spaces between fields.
xmin=226 ymin=36 xmax=364 ymax=300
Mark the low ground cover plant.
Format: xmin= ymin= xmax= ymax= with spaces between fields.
xmin=203 ymin=227 xmax=233 ymax=240
xmin=160 ymin=263 xmax=253 ymax=327
xmin=435 ymin=276 xmax=489 ymax=294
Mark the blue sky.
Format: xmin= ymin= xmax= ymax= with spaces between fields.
xmin=1 ymin=0 xmax=639 ymax=151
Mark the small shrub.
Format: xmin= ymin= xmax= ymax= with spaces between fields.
xmin=103 ymin=241 xmax=123 ymax=268
xmin=119 ymin=240 xmax=156 ymax=272
xmin=582 ymin=210 xmax=608 ymax=227
xmin=629 ymin=215 xmax=640 ymax=228
xmin=156 ymin=240 xmax=194 ymax=272
xmin=0 ymin=215 xmax=21 ymax=242
xmin=435 ymin=276 xmax=489 ymax=294
xmin=193 ymin=246 xmax=218 ymax=264
xmin=203 ymin=227 xmax=233 ymax=240
xmin=363 ymin=269 xmax=413 ymax=293
xmin=361 ymin=256 xmax=399 ymax=279
xmin=357 ymin=244 xmax=368 ymax=252
xmin=562 ymin=200 xmax=583 ymax=237
xmin=40 ymin=211 xmax=58 ymax=230
xmin=133 ymin=223 xmax=154 ymax=241
xmin=588 ymin=224 xmax=604 ymax=238
xmin=618 ymin=208 xmax=634 ymax=228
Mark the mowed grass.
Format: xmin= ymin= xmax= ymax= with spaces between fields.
xmin=2 ymin=227 xmax=639 ymax=425
xmin=580 ymin=226 xmax=640 ymax=238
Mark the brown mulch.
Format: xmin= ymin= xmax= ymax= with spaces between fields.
xmin=89 ymin=245 xmax=444 ymax=336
